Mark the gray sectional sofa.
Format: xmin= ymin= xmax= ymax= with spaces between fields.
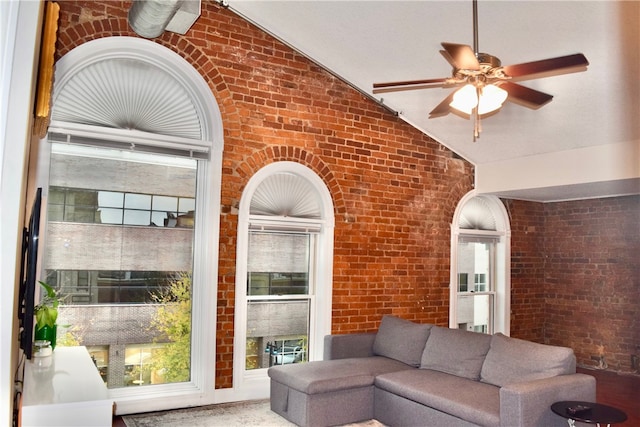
xmin=268 ymin=315 xmax=596 ymax=426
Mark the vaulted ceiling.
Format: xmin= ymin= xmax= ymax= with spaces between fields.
xmin=224 ymin=1 xmax=639 ymax=202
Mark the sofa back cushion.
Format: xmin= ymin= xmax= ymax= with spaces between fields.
xmin=420 ymin=326 xmax=492 ymax=380
xmin=373 ymin=315 xmax=432 ymax=367
xmin=480 ymin=333 xmax=577 ymax=387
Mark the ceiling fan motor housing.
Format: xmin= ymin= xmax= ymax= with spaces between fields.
xmin=476 ymin=53 xmax=501 ymax=68
xmin=452 ymin=53 xmax=504 ymax=85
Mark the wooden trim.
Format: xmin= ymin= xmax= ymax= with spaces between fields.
xmin=34 ymin=1 xmax=59 ymax=138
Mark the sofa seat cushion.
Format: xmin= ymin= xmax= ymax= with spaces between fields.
xmin=481 ymin=333 xmax=577 ymax=387
xmin=420 ymin=326 xmax=492 ymax=380
xmin=268 ymin=356 xmax=412 ymax=395
xmin=375 ymin=368 xmax=500 ymax=426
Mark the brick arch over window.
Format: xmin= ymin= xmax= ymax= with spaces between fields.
xmin=235 ymin=146 xmax=347 ymax=218
xmin=55 ymin=21 xmax=242 ymax=139
xmin=444 ymin=174 xmax=476 ymax=222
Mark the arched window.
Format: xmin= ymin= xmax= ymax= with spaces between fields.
xmin=233 ymin=162 xmax=334 ymax=399
xmin=450 ymin=193 xmax=511 ymax=335
xmin=39 ymin=36 xmax=223 ymax=414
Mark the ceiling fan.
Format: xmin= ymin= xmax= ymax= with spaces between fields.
xmin=373 ymin=0 xmax=589 ymax=141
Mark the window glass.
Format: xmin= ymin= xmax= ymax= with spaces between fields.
xmin=474 ymin=273 xmax=487 ymax=292
xmin=458 ymin=241 xmax=491 ymax=290
xmin=49 ymin=187 xmax=65 ymax=204
xmin=124 ymin=344 xmax=169 ymax=387
xmin=245 ymin=231 xmax=314 ymax=370
xmin=458 ymin=273 xmax=468 ymax=292
xmin=99 ymin=208 xmax=124 ymax=224
xmin=153 ymin=195 xmax=178 ymax=212
xmin=456 ymin=238 xmax=494 ymax=333
xmin=125 ymin=193 xmax=151 ymax=210
xmin=124 ymin=209 xmax=151 ymax=226
xmin=87 ymin=345 xmax=109 ymax=384
xmin=48 ymin=186 xmax=195 ymax=228
xmin=98 ymin=191 xmax=124 ymax=208
xmin=44 ymin=270 xmax=177 ymax=304
xmin=72 ymin=189 xmax=98 ymax=206
xmin=247 ymin=232 xmax=310 ymax=296
xmin=246 ymin=300 xmax=309 ymax=369
xmin=178 ymin=198 xmax=195 ymax=213
xmin=457 ymin=294 xmax=493 ymax=333
xmin=45 ymin=143 xmax=196 ymax=389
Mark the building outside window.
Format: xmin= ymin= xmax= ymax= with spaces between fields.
xmin=456 ymin=237 xmax=495 ymax=333
xmin=45 ymin=143 xmax=197 ymax=388
xmin=245 ymin=231 xmax=315 ymax=369
xmin=48 ymin=187 xmax=195 ymax=227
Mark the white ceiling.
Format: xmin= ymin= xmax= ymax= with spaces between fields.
xmin=224 ymin=0 xmax=640 ymax=202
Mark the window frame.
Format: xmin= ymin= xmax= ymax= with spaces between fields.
xmin=38 ymin=36 xmax=225 ymax=414
xmin=39 ymin=132 xmax=219 ymax=406
xmin=232 ymin=162 xmax=334 ymax=400
xmin=449 ymin=193 xmax=511 ymax=335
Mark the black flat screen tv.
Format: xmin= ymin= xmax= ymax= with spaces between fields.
xmin=18 ymin=187 xmax=42 ymax=360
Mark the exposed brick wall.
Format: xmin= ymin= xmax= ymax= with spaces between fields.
xmin=54 ymin=1 xmax=474 ymax=389
xmin=508 ymin=195 xmax=640 ymax=373
xmin=542 ymin=195 xmax=640 ymax=373
xmin=504 ymin=199 xmax=546 ymax=343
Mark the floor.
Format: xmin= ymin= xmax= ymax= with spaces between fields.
xmin=112 ymin=367 xmax=639 ymax=426
xmin=580 ymin=367 xmax=640 ymax=427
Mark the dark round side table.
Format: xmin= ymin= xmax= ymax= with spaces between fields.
xmin=551 ymin=401 xmax=628 ymax=427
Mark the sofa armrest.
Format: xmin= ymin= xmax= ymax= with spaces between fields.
xmin=323 ymin=333 xmax=376 ymax=360
xmin=499 ymin=373 xmax=596 ymax=427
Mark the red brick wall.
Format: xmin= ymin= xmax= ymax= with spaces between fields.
xmin=54 ymin=1 xmax=474 ymax=388
xmin=542 ymin=195 xmax=640 ymax=372
xmin=505 ymin=199 xmax=546 ymax=343
xmin=508 ymin=196 xmax=640 ymax=373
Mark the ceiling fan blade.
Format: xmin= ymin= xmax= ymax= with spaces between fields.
xmin=439 ymin=49 xmax=456 ymax=68
xmin=373 ymin=78 xmax=449 ymax=94
xmin=429 ymin=91 xmax=456 ymax=118
xmin=499 ymin=81 xmax=553 ymax=109
xmin=502 ymin=53 xmax=589 ymax=81
xmin=441 ymin=42 xmax=480 ymax=70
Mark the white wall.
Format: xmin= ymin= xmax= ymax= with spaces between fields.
xmin=0 ymin=1 xmax=43 ymax=425
xmin=475 ymin=141 xmax=640 ymax=202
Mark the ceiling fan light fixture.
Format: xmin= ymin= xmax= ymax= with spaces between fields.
xmin=450 ymin=84 xmax=478 ymax=115
xmin=477 ymin=84 xmax=508 ymax=115
xmin=450 ymin=84 xmax=507 ymax=116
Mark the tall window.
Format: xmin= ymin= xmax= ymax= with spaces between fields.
xmin=43 ymin=36 xmax=223 ymax=413
xmin=450 ymin=194 xmax=511 ymax=335
xmin=234 ymin=162 xmax=334 ymax=397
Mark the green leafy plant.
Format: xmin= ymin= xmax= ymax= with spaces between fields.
xmin=148 ymin=274 xmax=191 ymax=384
xmin=34 ymin=281 xmax=61 ymax=330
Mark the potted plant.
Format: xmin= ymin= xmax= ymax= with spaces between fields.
xmin=34 ymin=281 xmax=61 ymax=349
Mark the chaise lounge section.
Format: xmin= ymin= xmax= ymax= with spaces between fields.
xmin=268 ymin=315 xmax=596 ymax=426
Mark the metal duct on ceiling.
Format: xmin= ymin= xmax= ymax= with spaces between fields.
xmin=128 ymin=0 xmax=201 ymax=39
xmin=129 ymin=0 xmax=182 ymax=38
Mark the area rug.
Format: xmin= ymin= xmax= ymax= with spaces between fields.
xmin=122 ymin=399 xmax=385 ymax=427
